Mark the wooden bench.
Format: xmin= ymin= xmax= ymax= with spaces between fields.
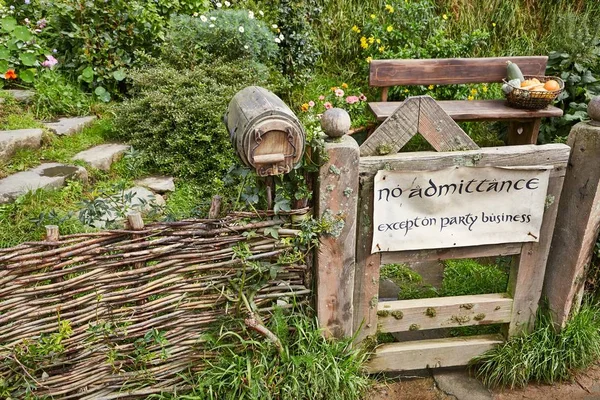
xmin=368 ymin=56 xmax=563 ymax=145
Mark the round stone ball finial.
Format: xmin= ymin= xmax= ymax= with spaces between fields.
xmin=588 ymin=96 xmax=600 ymax=126
xmin=321 ymin=108 xmax=351 ymax=138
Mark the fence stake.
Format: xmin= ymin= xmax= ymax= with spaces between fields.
xmin=45 ymin=225 xmax=59 ymax=242
xmin=127 ymin=211 xmax=146 ymax=306
xmin=544 ymin=98 xmax=600 ymax=329
xmin=315 ymin=109 xmax=359 ymax=338
xmin=208 ymin=195 xmax=222 ymax=219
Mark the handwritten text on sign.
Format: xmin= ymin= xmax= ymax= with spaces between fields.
xmin=372 ymin=166 xmax=551 ymax=253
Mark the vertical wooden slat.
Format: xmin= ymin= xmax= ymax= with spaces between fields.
xmin=127 ymin=212 xmax=146 ymax=307
xmin=508 ymin=119 xmax=542 ymax=145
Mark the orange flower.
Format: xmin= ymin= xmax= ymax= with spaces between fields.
xmin=4 ymin=69 xmax=17 ymax=80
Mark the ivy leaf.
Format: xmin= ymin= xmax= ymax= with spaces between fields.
xmin=273 ymin=198 xmax=291 ymax=214
xmin=19 ymin=68 xmax=36 ymax=83
xmin=1 ymin=17 xmax=17 ymax=32
xmin=113 ymin=69 xmax=126 ymax=81
xmin=242 ymin=230 xmax=258 ymax=239
xmin=13 ymin=26 xmax=32 ymax=42
xmin=80 ymin=66 xmax=94 ymax=83
xmin=264 ymin=226 xmax=280 ymax=239
xmin=19 ymin=52 xmax=37 ymax=66
xmin=94 ymin=86 xmax=111 ymax=102
xmin=581 ymin=70 xmax=597 ymax=84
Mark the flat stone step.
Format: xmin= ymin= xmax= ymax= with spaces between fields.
xmin=0 ymin=162 xmax=88 ymax=204
xmin=1 ymin=89 xmax=35 ymax=103
xmin=73 ymin=143 xmax=130 ymax=171
xmin=0 ymin=128 xmax=44 ymax=162
xmin=44 ymin=116 xmax=96 ymax=136
xmin=134 ymin=176 xmax=175 ymax=193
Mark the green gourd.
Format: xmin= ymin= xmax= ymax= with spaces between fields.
xmin=506 ymin=61 xmax=525 ymax=82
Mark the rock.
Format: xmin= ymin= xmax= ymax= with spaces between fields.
xmin=321 ymin=108 xmax=351 ymax=138
xmin=134 ymin=176 xmax=175 ymax=193
xmin=4 ymin=89 xmax=35 ymax=103
xmin=433 ymin=369 xmax=492 ymax=400
xmin=84 ymin=186 xmax=165 ymax=229
xmin=73 ymin=143 xmax=130 ymax=171
xmin=44 ymin=116 xmax=97 ymax=136
xmin=588 ymin=95 xmax=600 ymax=125
xmin=0 ymin=129 xmax=44 ymax=162
xmin=0 ymin=162 xmax=88 ymax=204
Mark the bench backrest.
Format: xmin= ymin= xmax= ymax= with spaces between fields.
xmin=369 ymin=56 xmax=548 ymax=88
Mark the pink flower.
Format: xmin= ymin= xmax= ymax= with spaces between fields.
xmin=308 ymin=100 xmax=315 ymax=107
xmin=41 ymin=55 xmax=58 ymax=68
xmin=346 ymin=95 xmax=359 ymax=104
xmin=359 ymin=93 xmax=367 ymax=101
xmin=318 ymin=95 xmax=325 ymax=101
xmin=324 ymin=102 xmax=332 ymax=110
xmin=334 ymin=88 xmax=344 ymax=97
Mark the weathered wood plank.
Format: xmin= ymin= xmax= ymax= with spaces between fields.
xmin=359 ymin=98 xmax=419 ymax=157
xmin=377 ymin=294 xmax=513 ymax=333
xmin=508 ymin=119 xmax=542 ymax=145
xmin=544 ymin=122 xmax=600 ymax=328
xmin=359 ymin=144 xmax=570 ymax=179
xmin=369 ymin=56 xmax=547 ymax=87
xmin=353 ymin=176 xmax=381 ymax=341
xmin=381 ymin=243 xmax=522 ymax=264
xmin=366 ymin=334 xmax=504 ymax=373
xmin=315 ymin=135 xmax=360 ymax=338
xmin=417 ymin=96 xmax=479 ymax=151
xmin=369 ymin=100 xmax=563 ymax=122
xmin=508 ymin=173 xmax=567 ymax=336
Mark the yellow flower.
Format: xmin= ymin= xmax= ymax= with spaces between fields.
xmin=301 ymin=103 xmax=309 ymax=112
xmin=386 ymin=25 xmax=393 ymax=32
xmin=366 ymin=56 xmax=373 ymax=63
xmin=385 ymin=4 xmax=394 ymax=13
xmin=482 ymin=85 xmax=488 ymax=93
xmin=378 ymin=46 xmax=385 ymax=53
xmin=404 ymin=89 xmax=409 ymax=93
xmin=376 ymin=38 xmax=381 ymax=44
xmin=351 ymin=25 xmax=361 ymax=33
xmin=360 ymin=36 xmax=369 ymax=49
xmin=368 ymin=36 xmax=375 ymax=44
xmin=428 ymin=84 xmax=434 ymax=90
xmin=492 ymin=22 xmax=496 ymax=27
xmin=341 ymin=83 xmax=348 ymax=89
xmin=467 ymin=95 xmax=474 ymax=101
xmin=331 ymin=86 xmax=338 ymax=92
xmin=370 ymin=14 xmax=376 ymax=19
xmin=470 ymin=88 xmax=478 ymax=95
xmin=442 ymin=14 xmax=448 ymax=20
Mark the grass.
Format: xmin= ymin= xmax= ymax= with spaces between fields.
xmin=0 ymin=94 xmax=41 ymax=130
xmin=150 ymin=308 xmax=370 ymax=400
xmin=472 ymin=303 xmax=600 ymax=388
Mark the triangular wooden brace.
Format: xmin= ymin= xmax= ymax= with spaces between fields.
xmin=359 ymin=95 xmax=479 ymax=157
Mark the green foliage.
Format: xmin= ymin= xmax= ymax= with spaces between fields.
xmin=380 ymin=263 xmax=438 ymax=300
xmin=442 ymin=259 xmax=509 ymax=296
xmin=114 ymin=59 xmax=282 ymax=185
xmin=151 ymin=309 xmax=369 ymax=400
xmin=165 ymin=11 xmax=279 ymax=68
xmin=0 ymin=94 xmax=40 ymax=130
xmin=473 ymin=303 xmax=600 ymax=388
xmin=32 ymin=70 xmax=93 ymax=119
xmin=0 ymin=3 xmax=52 ymax=85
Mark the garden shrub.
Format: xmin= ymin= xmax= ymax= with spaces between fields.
xmin=114 ymin=59 xmax=284 ymax=193
xmin=165 ymin=11 xmax=279 ymax=69
xmin=32 ymin=70 xmax=93 ymax=119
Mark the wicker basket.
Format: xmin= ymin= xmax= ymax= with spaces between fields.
xmin=503 ymin=75 xmax=564 ymax=110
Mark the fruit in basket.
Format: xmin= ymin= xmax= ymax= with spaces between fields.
xmin=507 ymin=61 xmax=525 ymax=82
xmin=521 ymin=79 xmax=537 ymax=88
xmin=544 ymin=80 xmax=560 ymax=91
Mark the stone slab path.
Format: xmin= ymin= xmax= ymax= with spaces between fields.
xmin=0 ymin=89 xmax=35 ymax=103
xmin=44 ymin=116 xmax=96 ymax=136
xmin=0 ymin=162 xmax=87 ymax=203
xmin=0 ymin=128 xmax=43 ymax=162
xmin=134 ymin=176 xmax=175 ymax=193
xmin=73 ymin=143 xmax=130 ymax=171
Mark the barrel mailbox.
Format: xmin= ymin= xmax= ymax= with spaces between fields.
xmin=225 ymin=86 xmax=306 ymax=177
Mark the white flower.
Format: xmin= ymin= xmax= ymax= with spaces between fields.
xmin=200 ymin=15 xmax=207 ymax=22
xmin=216 ymin=2 xmax=222 ymax=7
xmin=193 ymin=12 xmax=198 ymax=17
xmin=259 ymin=10 xmax=264 ymax=16
xmin=244 ymin=45 xmax=249 ymax=49
xmin=248 ymin=11 xmax=254 ymax=19
xmin=272 ymin=24 xmax=278 ymax=29
xmin=210 ymin=16 xmax=216 ymax=21
xmin=274 ymin=38 xmax=281 ymax=43
xmin=279 ymin=34 xmax=284 ymax=41
xmin=209 ymin=24 xmax=215 ymax=28
xmin=224 ymin=0 xmax=230 ymax=6
xmin=238 ymin=26 xmax=245 ymax=33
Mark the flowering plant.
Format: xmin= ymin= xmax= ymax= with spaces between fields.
xmin=299 ymin=83 xmax=372 ymax=127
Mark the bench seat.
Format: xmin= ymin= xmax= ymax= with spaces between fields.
xmin=369 ymin=99 xmax=563 ymax=122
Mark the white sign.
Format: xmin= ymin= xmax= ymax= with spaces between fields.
xmin=372 ymin=166 xmax=551 ymax=253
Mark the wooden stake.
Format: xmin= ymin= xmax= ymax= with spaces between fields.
xmin=208 ymin=195 xmax=222 ymax=219
xmin=45 ymin=225 xmax=59 ymax=242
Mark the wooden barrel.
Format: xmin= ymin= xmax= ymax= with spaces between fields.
xmin=225 ymin=86 xmax=306 ymax=177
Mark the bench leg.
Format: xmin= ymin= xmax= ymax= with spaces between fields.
xmin=508 ymin=118 xmax=541 ymax=145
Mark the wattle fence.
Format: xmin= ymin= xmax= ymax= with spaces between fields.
xmin=0 ymin=209 xmax=311 ymax=399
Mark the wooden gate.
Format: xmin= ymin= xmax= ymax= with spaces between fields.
xmin=315 ymin=97 xmax=570 ymax=372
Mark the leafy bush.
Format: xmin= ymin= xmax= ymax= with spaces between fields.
xmin=165 ymin=11 xmax=279 ymax=69
xmin=32 ymin=70 xmax=93 ymax=119
xmin=114 ymin=59 xmax=283 ymax=191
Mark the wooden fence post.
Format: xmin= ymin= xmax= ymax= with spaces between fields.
xmin=315 ymin=109 xmax=359 ymax=338
xmin=127 ymin=212 xmax=146 ymax=306
xmin=543 ymin=98 xmax=600 ymax=328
